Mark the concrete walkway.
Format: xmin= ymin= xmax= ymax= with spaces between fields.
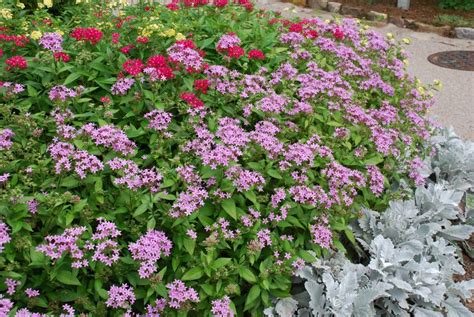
xmin=256 ymin=1 xmax=474 ymax=140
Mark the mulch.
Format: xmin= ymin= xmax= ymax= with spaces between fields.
xmin=335 ymin=0 xmax=474 ymax=25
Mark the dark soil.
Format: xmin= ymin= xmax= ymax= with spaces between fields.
xmin=454 ymin=236 xmax=474 ymax=312
xmin=336 ymin=0 xmax=474 ymax=26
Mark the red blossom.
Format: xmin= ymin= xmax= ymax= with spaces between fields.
xmin=147 ymin=55 xmax=168 ymax=68
xmin=100 ymin=96 xmax=111 ymax=104
xmin=215 ymin=0 xmax=228 ymax=7
xmin=176 ymin=39 xmax=196 ymax=49
xmin=136 ymin=36 xmax=149 ymax=44
xmin=5 ymin=56 xmax=27 ymax=71
xmin=0 ymin=49 xmax=2 ymax=58
xmin=112 ymin=33 xmax=120 ymax=44
xmin=289 ymin=23 xmax=303 ymax=33
xmin=166 ymin=3 xmax=180 ymax=10
xmin=333 ymin=28 xmax=344 ymax=40
xmin=180 ymin=92 xmax=204 ymax=109
xmin=194 ymin=79 xmax=210 ymax=94
xmin=304 ymin=30 xmax=319 ymax=39
xmin=0 ymin=33 xmax=29 ymax=47
xmin=71 ymin=27 xmax=103 ymax=45
xmin=122 ymin=59 xmax=144 ymax=76
xmin=155 ymin=67 xmax=175 ymax=80
xmin=248 ymin=49 xmax=265 ymax=60
xmin=53 ymin=52 xmax=70 ymax=62
xmin=120 ymin=45 xmax=135 ymax=54
xmin=227 ymin=46 xmax=245 ymax=59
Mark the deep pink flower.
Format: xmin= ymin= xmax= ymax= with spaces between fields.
xmin=227 ymin=46 xmax=245 ymax=59
xmin=123 ymin=59 xmax=144 ymax=76
xmin=194 ymin=79 xmax=210 ymax=94
xmin=70 ymin=27 xmax=103 ymax=45
xmin=5 ymin=56 xmax=27 ymax=70
xmin=53 ymin=52 xmax=70 ymax=62
xmin=333 ymin=27 xmax=344 ymax=40
xmin=248 ymin=49 xmax=265 ymax=60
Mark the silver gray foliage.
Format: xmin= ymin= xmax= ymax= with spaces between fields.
xmin=264 ymin=128 xmax=474 ymax=317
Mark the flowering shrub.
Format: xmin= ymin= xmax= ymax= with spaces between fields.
xmin=0 ymin=0 xmax=437 ymax=316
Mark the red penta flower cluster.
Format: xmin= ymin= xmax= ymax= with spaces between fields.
xmin=70 ymin=27 xmax=103 ymax=45
xmin=5 ymin=56 xmax=27 ymax=71
xmin=180 ymin=92 xmax=204 ymax=109
xmin=215 ymin=0 xmax=228 ymax=7
xmin=227 ymin=46 xmax=245 ymax=59
xmin=53 ymin=52 xmax=70 ymax=62
xmin=123 ymin=59 xmax=144 ymax=76
xmin=0 ymin=33 xmax=29 ymax=47
xmin=248 ymin=49 xmax=265 ymax=60
xmin=193 ymin=79 xmax=210 ymax=94
xmin=333 ymin=28 xmax=344 ymax=40
xmin=145 ymin=55 xmax=175 ymax=81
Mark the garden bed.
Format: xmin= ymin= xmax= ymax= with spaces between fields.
xmin=0 ymin=1 xmax=473 ymax=316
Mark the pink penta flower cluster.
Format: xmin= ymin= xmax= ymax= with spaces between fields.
xmin=211 ymin=296 xmax=234 ymax=317
xmin=166 ymin=280 xmax=200 ymax=309
xmin=0 ymin=221 xmax=11 ymax=252
xmin=37 ymin=219 xmax=121 ymax=268
xmin=128 ymin=230 xmax=172 ymax=278
xmin=0 ymin=129 xmax=14 ymax=150
xmin=105 ymin=283 xmax=136 ymax=309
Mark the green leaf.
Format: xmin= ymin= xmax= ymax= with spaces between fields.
xmin=239 ymin=267 xmax=257 ymax=283
xmin=298 ymin=250 xmax=317 ymax=263
xmin=244 ymin=285 xmax=260 ymax=310
xmin=363 ymin=154 xmax=384 ymax=165
xmin=183 ymin=238 xmax=195 ymax=255
xmin=56 ymin=271 xmax=81 ymax=286
xmin=221 ymin=199 xmax=237 ymax=220
xmin=212 ymin=258 xmax=231 ymax=270
xmin=60 ymin=176 xmax=79 ymax=188
xmin=63 ymin=73 xmax=81 ymax=85
xmin=181 ymin=267 xmax=203 ymax=281
xmin=267 ymin=169 xmax=282 ymax=179
xmin=133 ymin=203 xmax=149 ymax=218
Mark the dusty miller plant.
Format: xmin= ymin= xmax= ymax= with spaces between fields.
xmin=264 ymin=128 xmax=474 ymax=316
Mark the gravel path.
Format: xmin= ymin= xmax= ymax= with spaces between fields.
xmin=256 ymin=1 xmax=474 ymax=140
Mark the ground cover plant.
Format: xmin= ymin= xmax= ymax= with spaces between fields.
xmin=0 ymin=0 xmax=441 ymax=315
xmin=264 ymin=128 xmax=474 ymax=317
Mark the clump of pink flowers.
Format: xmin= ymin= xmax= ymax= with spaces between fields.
xmin=128 ymin=230 xmax=172 ymax=278
xmin=0 ymin=129 xmax=14 ymax=150
xmin=0 ymin=221 xmax=11 ymax=252
xmin=310 ymin=216 xmax=332 ymax=249
xmin=211 ymin=296 xmax=234 ymax=317
xmin=105 ymin=283 xmax=136 ymax=309
xmin=166 ymin=279 xmax=199 ymax=309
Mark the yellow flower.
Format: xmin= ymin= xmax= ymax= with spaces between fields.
xmin=17 ymin=2 xmax=26 ymax=9
xmin=162 ymin=29 xmax=176 ymax=37
xmin=403 ymin=59 xmax=409 ymax=66
xmin=37 ymin=3 xmax=45 ymax=8
xmin=30 ymin=30 xmax=43 ymax=40
xmin=386 ymin=32 xmax=394 ymax=39
xmin=175 ymin=33 xmax=185 ymax=41
xmin=55 ymin=29 xmax=64 ymax=35
xmin=324 ymin=19 xmax=331 ymax=24
xmin=43 ymin=0 xmax=53 ymax=8
xmin=417 ymin=86 xmax=425 ymax=95
xmin=433 ymin=79 xmax=442 ymax=89
xmin=0 ymin=9 xmax=13 ymax=19
xmin=402 ymin=38 xmax=411 ymax=44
